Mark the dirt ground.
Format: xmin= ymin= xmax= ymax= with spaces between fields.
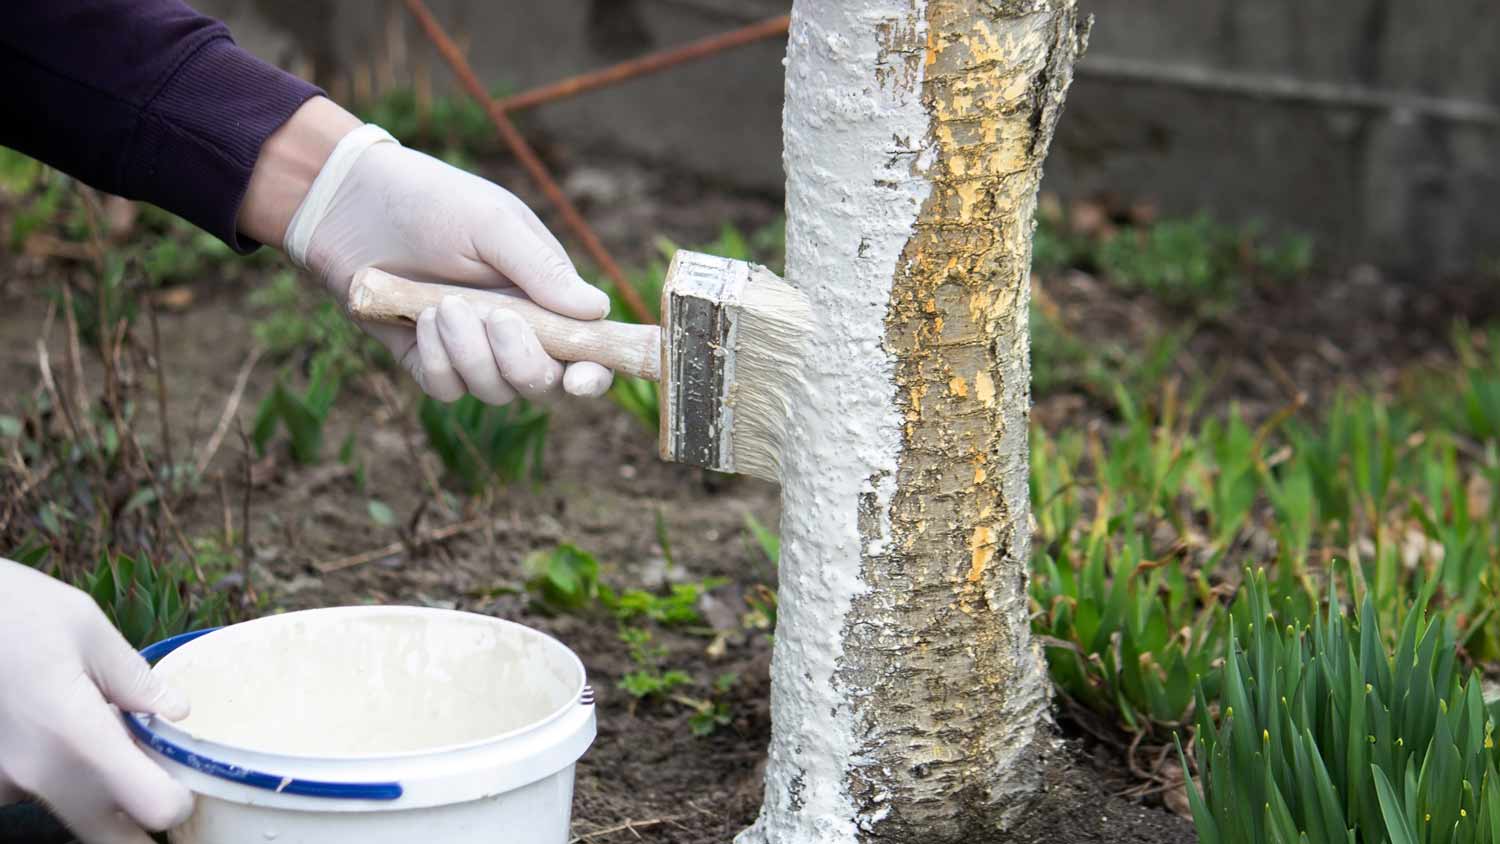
xmin=3 ymin=147 xmax=1497 ymax=843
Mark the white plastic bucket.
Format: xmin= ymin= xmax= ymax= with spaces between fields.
xmin=127 ymin=606 xmax=596 ymax=844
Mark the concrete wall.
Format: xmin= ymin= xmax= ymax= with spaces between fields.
xmin=199 ymin=0 xmax=1500 ymax=275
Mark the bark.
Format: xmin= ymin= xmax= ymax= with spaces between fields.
xmin=740 ymin=1 xmax=1088 ymax=842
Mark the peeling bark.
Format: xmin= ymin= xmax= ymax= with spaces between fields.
xmin=741 ymin=2 xmax=1087 ymax=843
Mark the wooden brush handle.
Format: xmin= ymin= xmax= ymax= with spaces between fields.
xmin=347 ymin=268 xmax=661 ymax=381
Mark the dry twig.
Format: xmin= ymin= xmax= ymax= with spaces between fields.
xmin=568 ymin=816 xmax=684 ymax=843
xmin=314 ymin=516 xmax=490 ymax=574
xmin=196 ymin=346 xmax=263 ymax=476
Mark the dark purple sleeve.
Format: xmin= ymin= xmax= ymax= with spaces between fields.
xmin=0 ymin=1 xmax=324 ymax=252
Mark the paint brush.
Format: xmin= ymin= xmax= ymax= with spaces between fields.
xmin=347 ymin=251 xmax=810 ymax=482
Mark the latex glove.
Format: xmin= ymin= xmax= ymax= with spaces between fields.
xmin=285 ymin=125 xmax=616 ymax=404
xmin=0 ymin=560 xmax=194 ymax=843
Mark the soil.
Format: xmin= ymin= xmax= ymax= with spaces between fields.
xmin=2 ymin=146 xmax=1496 ymax=844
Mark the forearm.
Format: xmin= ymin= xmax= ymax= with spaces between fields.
xmin=0 ymin=0 xmax=321 ymax=251
xmin=237 ymin=97 xmax=362 ymax=249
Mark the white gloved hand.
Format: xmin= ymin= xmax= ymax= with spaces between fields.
xmin=0 ymin=560 xmax=194 ymax=843
xmin=285 ymin=125 xmax=615 ymax=404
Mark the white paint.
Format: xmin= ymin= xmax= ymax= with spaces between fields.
xmin=737 ymin=1 xmax=932 ymax=841
xmin=155 ymin=609 xmax=575 ymax=755
xmin=726 ymin=266 xmax=813 ymax=482
xmin=135 ymin=606 xmax=595 ymax=842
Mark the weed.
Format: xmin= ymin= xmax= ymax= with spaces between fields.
xmin=1033 ymin=516 xmax=1226 ymax=732
xmin=3 ymin=164 xmax=74 ymax=250
xmin=1101 ymin=215 xmax=1314 ymax=312
xmin=600 ymin=578 xmax=727 ymax=627
xmin=135 ymin=204 xmax=268 ymax=286
xmin=1 ymin=150 xmax=268 ymax=296
xmin=522 ymin=544 xmax=599 ymax=612
xmin=740 ymin=513 xmax=780 ymax=633
xmin=251 ymin=356 xmax=341 ymax=465
xmin=419 ymin=396 xmax=548 ymax=493
xmin=681 ymin=673 xmax=740 ymax=737
xmin=0 ymin=147 xmax=44 ymax=195
xmin=1034 ymin=210 xmax=1315 ymax=315
xmin=248 ymin=270 xmax=387 ymax=376
xmin=617 ymin=626 xmax=691 ymax=701
xmin=0 ymin=260 xmax=238 ymax=592
xmin=1031 ymin=210 xmax=1093 ymax=277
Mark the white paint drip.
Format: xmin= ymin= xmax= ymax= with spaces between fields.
xmin=738 ymin=1 xmax=932 ymax=841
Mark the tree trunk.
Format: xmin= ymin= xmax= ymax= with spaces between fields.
xmin=740 ymin=1 xmax=1088 ymax=842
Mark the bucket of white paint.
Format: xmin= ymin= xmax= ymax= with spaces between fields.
xmin=126 ymin=606 xmax=596 ymax=844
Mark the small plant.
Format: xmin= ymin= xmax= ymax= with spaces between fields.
xmin=681 ymin=673 xmax=740 ymax=737
xmin=522 ymin=544 xmax=599 ymax=613
xmin=83 ymin=551 xmax=227 ymax=648
xmin=617 ymin=626 xmax=691 ymax=701
xmin=248 ymin=270 xmax=386 ymax=376
xmin=135 ymin=204 xmax=260 ymax=286
xmin=601 ymin=578 xmax=726 ymax=627
xmin=1096 ymin=214 xmax=1313 ymax=313
xmin=1033 ymin=521 xmax=1227 ymax=733
xmin=1435 ymin=324 xmax=1500 ymax=445
xmin=353 ymin=86 xmax=507 ymax=166
xmin=252 ymin=356 xmax=341 ymax=465
xmin=1180 ymin=569 xmax=1500 ymax=844
xmin=419 ymin=396 xmax=548 ymax=492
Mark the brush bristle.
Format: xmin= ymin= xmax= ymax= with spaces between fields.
xmin=660 ymin=251 xmax=810 ymax=482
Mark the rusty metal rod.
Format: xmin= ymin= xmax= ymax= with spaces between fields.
xmin=401 ymin=0 xmax=657 ymax=325
xmin=496 ymin=15 xmax=791 ymax=113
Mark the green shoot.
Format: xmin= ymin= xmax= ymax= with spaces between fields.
xmin=419 ymin=396 xmax=548 ymax=493
xmin=251 ymin=356 xmax=341 ymax=465
xmin=522 ymin=544 xmax=599 ymax=613
xmin=83 ymin=551 xmax=227 ymax=648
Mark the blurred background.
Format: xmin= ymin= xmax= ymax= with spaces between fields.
xmin=203 ymin=0 xmax=1500 ymax=276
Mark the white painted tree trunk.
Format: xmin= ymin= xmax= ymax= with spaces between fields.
xmin=740 ymin=1 xmax=1087 ymax=841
